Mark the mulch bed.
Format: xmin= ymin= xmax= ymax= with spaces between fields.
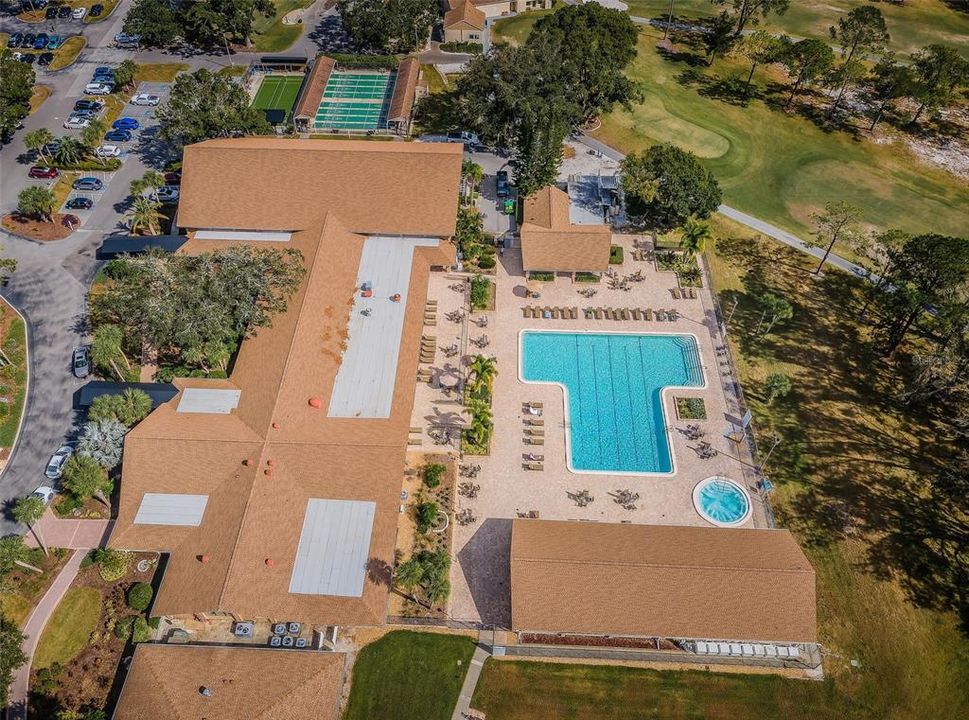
xmin=29 ymin=551 xmax=160 ymax=718
xmin=1 ymin=213 xmax=77 ymax=242
xmin=520 ymin=633 xmax=680 ymax=651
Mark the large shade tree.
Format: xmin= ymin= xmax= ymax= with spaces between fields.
xmin=158 ymin=68 xmax=270 ymax=149
xmin=907 ymin=44 xmax=969 ymax=126
xmin=711 ymin=0 xmax=790 ymax=35
xmin=828 ymin=6 xmax=889 ymax=117
xmin=337 ymin=0 xmax=438 ymax=52
xmin=620 ymin=144 xmax=722 ymax=230
xmin=780 ymin=37 xmax=835 ymax=109
xmin=0 ymin=49 xmax=34 ymax=139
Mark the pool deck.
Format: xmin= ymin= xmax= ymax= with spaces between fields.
xmin=417 ymin=235 xmax=768 ymax=627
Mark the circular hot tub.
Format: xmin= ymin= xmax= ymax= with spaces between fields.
xmin=692 ymin=476 xmax=752 ymax=527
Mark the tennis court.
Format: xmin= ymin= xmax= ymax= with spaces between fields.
xmin=313 ymin=70 xmax=397 ymax=131
xmin=253 ymin=75 xmax=304 ymax=122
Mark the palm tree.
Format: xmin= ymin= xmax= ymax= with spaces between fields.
xmin=81 ymin=119 xmax=106 ymax=153
xmin=465 ymin=398 xmax=493 ymax=447
xmin=680 ymin=216 xmax=714 ymax=259
xmin=53 ymin=136 xmax=86 ymax=166
xmin=468 ymin=354 xmax=497 ymax=389
xmin=12 ymin=496 xmax=48 ymax=557
xmin=130 ymin=170 xmax=165 ymax=201
xmin=127 ymin=197 xmax=165 ymax=236
xmin=23 ymin=128 xmax=54 ymax=163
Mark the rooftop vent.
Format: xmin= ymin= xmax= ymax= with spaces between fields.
xmin=199 ymin=686 xmax=212 ymax=698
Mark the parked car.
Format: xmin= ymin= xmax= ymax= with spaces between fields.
xmin=31 ymin=486 xmax=56 ymax=506
xmin=72 ymin=6 xmax=85 ymax=19
xmin=28 ymin=165 xmax=58 ymax=179
xmin=72 ymin=346 xmax=90 ymax=378
xmin=94 ymin=144 xmax=121 ymax=158
xmin=496 ymin=170 xmax=510 ymax=198
xmin=57 ymin=5 xmax=71 ymax=18
xmin=9 ymin=33 xmax=24 ymax=47
xmin=164 ymin=171 xmax=181 ymax=185
xmin=114 ymin=33 xmax=139 ymax=47
xmin=44 ymin=445 xmax=73 ymax=480
xmin=112 ymin=117 xmax=139 ymax=131
xmin=90 ymin=4 xmax=104 ymax=17
xmin=156 ymin=185 xmax=180 ymax=202
xmin=46 ymin=35 xmax=60 ymax=49
xmin=72 ymin=177 xmax=103 ymax=191
xmin=44 ymin=6 xmax=57 ymax=19
xmin=65 ymin=196 xmax=93 ymax=210
xmin=63 ymin=116 xmax=90 ymax=129
xmin=74 ymin=99 xmax=104 ymax=112
xmin=104 ymin=129 xmax=131 ymax=142
xmin=84 ymin=83 xmax=113 ymax=95
xmin=21 ymin=53 xmax=35 ymax=64
xmin=130 ymin=93 xmax=160 ymax=107
xmin=37 ymin=52 xmax=54 ymax=66
xmin=70 ymin=108 xmax=97 ymax=119
xmin=33 ymin=34 xmax=49 ymax=50
xmin=21 ymin=34 xmax=36 ymax=49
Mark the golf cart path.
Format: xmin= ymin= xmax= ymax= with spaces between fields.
xmin=451 ymin=643 xmax=492 ymax=720
xmin=7 ymin=549 xmax=84 ymax=720
xmin=576 ymin=134 xmax=869 ymax=278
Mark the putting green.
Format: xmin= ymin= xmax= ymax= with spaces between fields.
xmin=608 ymin=92 xmax=729 ymax=159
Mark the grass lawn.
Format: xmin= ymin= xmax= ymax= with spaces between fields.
xmin=251 ymin=0 xmax=313 ymax=53
xmin=492 ymin=0 xmax=563 ymax=46
xmin=48 ymin=35 xmax=87 ymax=71
xmin=422 ymin=64 xmax=447 ymax=95
xmin=344 ymin=630 xmax=476 ymax=720
xmin=0 ymin=311 xmax=28 ymax=449
xmin=29 ymin=85 xmax=51 ymax=114
xmin=33 ymin=586 xmax=102 ymax=670
xmin=0 ymin=550 xmax=69 ymax=628
xmin=590 ymin=27 xmax=968 ymax=244
xmin=75 ymin=0 xmax=121 ymax=23
xmin=472 ymin=660 xmax=860 ymax=719
xmin=252 ymin=74 xmax=303 ymax=120
xmin=625 ymin=0 xmax=969 ymax=57
xmin=133 ymin=62 xmax=188 ymax=84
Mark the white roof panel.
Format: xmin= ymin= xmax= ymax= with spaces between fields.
xmin=134 ymin=493 xmax=209 ymax=526
xmin=176 ymin=388 xmax=241 ymax=414
xmin=289 ymin=499 xmax=376 ymax=598
xmin=194 ymin=230 xmax=293 ymax=242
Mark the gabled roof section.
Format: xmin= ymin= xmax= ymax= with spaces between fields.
xmin=294 ymin=55 xmax=335 ymax=120
xmin=388 ymin=57 xmax=420 ymax=121
xmin=520 ymin=186 xmax=612 ymax=272
xmin=178 ymin=138 xmax=463 ymax=237
xmin=444 ymin=2 xmax=486 ymax=30
xmin=114 ymin=645 xmax=344 ymax=720
xmin=511 ymin=520 xmax=818 ymax=643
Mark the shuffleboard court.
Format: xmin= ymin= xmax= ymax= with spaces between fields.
xmin=313 ymin=70 xmax=397 ymax=131
xmin=253 ymin=75 xmax=304 ymax=122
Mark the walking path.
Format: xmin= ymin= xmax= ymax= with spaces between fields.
xmin=7 ymin=550 xmax=84 ymax=720
xmin=575 ymin=133 xmax=871 ymax=278
xmin=451 ymin=643 xmax=492 ymax=720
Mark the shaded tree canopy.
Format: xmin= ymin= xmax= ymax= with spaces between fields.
xmin=620 ymin=144 xmax=722 ymax=229
xmin=712 ymin=0 xmax=790 ymax=35
xmin=157 ymin=69 xmax=271 ymax=149
xmin=337 ymin=0 xmax=438 ymax=52
xmin=0 ymin=49 xmax=34 ymax=139
xmin=124 ymin=0 xmax=274 ymax=47
xmin=90 ymin=247 xmax=305 ymax=372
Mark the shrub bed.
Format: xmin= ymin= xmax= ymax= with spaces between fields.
xmin=329 ymin=54 xmax=398 ymax=69
xmin=609 ymin=245 xmax=624 ymax=264
xmin=675 ymin=397 xmax=707 ymax=420
xmin=440 ymin=41 xmax=483 ymax=53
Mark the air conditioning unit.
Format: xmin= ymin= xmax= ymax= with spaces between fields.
xmin=233 ymin=622 xmax=254 ymax=637
xmin=282 ymin=636 xmax=295 ymax=647
xmin=273 ymin=623 xmax=287 ymax=636
xmin=288 ymin=622 xmax=301 ymax=635
xmin=269 ymin=635 xmax=282 ymax=647
xmin=295 ymin=637 xmax=308 ymax=649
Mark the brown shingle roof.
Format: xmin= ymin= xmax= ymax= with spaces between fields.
xmin=519 ymin=186 xmax=611 ymax=273
xmin=110 ymin=139 xmax=461 ymax=625
xmin=294 ymin=55 xmax=334 ymax=120
xmin=444 ymin=2 xmax=486 ymax=30
xmin=114 ymin=645 xmax=344 ymax=720
xmin=511 ymin=520 xmax=818 ymax=643
xmin=388 ymin=57 xmax=420 ymax=122
xmin=177 ymin=138 xmax=464 ymax=237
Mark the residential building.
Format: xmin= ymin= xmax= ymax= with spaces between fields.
xmin=519 ymin=184 xmax=612 ymax=275
xmin=108 ymin=138 xmax=463 ymax=629
xmin=443 ymin=2 xmax=486 ymax=44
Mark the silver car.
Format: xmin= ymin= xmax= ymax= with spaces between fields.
xmin=45 ymin=445 xmax=73 ymax=480
xmin=72 ymin=346 xmax=90 ymax=378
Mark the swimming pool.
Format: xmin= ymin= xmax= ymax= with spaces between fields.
xmin=693 ymin=477 xmax=751 ymax=526
xmin=520 ymin=331 xmax=704 ymax=474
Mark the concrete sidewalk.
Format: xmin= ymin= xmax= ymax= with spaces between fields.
xmin=451 ymin=643 xmax=492 ymax=720
xmin=7 ymin=550 xmax=84 ymax=720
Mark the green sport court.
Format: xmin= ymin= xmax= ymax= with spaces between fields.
xmin=313 ymin=70 xmax=397 ymax=132
xmin=253 ymin=75 xmax=303 ymax=122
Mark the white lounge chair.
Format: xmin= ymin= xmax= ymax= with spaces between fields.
xmin=787 ymin=646 xmax=801 ymax=659
xmin=764 ymin=645 xmax=778 ymax=657
xmin=777 ymin=646 xmax=791 ymax=658
xmin=695 ymin=641 xmax=708 ymax=654
xmin=718 ymin=643 xmax=731 ymax=655
xmin=741 ymin=644 xmax=755 ymax=656
xmin=729 ymin=643 xmax=743 ymax=656
xmin=752 ymin=644 xmax=766 ymax=656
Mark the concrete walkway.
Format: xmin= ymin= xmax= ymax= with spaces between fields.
xmin=23 ymin=515 xmax=113 ymax=551
xmin=7 ymin=550 xmax=84 ymax=720
xmin=451 ymin=644 xmax=492 ymax=720
xmin=575 ymin=133 xmax=871 ymax=278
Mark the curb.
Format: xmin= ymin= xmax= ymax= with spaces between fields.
xmin=0 ymin=292 xmax=30 ymax=483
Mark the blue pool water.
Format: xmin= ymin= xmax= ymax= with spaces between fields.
xmin=521 ymin=332 xmax=704 ymax=473
xmin=693 ymin=477 xmax=751 ymax=526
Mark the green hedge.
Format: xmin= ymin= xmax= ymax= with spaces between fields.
xmin=423 ymin=463 xmax=446 ymax=489
xmin=440 ymin=42 xmax=483 ymax=54
xmin=127 ymin=582 xmax=154 ymax=611
xmin=327 ymin=54 xmax=399 ymax=69
xmin=528 ymin=271 xmax=554 ymax=281
xmin=45 ymin=158 xmax=122 ymax=172
xmin=575 ymin=272 xmax=600 ymax=283
xmin=609 ymin=245 xmax=624 ymax=264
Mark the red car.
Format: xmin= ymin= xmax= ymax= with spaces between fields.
xmin=28 ymin=166 xmax=59 ymax=180
xmin=163 ymin=171 xmax=181 ymax=186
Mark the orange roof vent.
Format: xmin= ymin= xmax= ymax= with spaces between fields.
xmin=265 ymin=558 xmax=275 ymax=567
xmin=308 ymin=396 xmax=322 ymax=409
xmin=267 ymin=458 xmax=277 ymax=467
xmin=272 ymin=422 xmax=280 ymax=430
xmin=264 ymin=468 xmax=273 ymax=477
xmin=198 ymin=554 xmax=210 ymax=564
xmin=242 ymin=458 xmax=252 ymax=466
